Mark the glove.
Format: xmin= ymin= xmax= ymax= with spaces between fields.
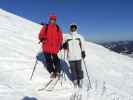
xmin=40 ymin=39 xmax=44 ymax=42
xmin=62 ymin=42 xmax=68 ymax=49
xmin=82 ymin=51 xmax=86 ymax=59
xmin=38 ymin=39 xmax=43 ymax=44
xmin=39 ymin=38 xmax=47 ymax=43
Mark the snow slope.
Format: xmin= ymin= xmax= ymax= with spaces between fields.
xmin=0 ymin=9 xmax=133 ymax=100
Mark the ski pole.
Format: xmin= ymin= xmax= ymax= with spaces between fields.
xmin=60 ymin=71 xmax=64 ymax=87
xmin=30 ymin=59 xmax=38 ymax=80
xmin=30 ymin=41 xmax=41 ymax=80
xmin=63 ymin=49 xmax=67 ymax=81
xmin=82 ymin=59 xmax=92 ymax=90
xmin=60 ymin=50 xmax=67 ymax=87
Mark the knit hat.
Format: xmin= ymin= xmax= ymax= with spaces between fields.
xmin=50 ymin=15 xmax=57 ymax=20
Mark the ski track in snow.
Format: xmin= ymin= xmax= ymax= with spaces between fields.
xmin=0 ymin=8 xmax=133 ymax=100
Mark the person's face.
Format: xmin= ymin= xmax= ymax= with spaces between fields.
xmin=49 ymin=19 xmax=56 ymax=24
xmin=70 ymin=27 xmax=77 ymax=32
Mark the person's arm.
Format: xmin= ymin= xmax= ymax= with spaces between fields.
xmin=79 ymin=34 xmax=86 ymax=59
xmin=58 ymin=28 xmax=63 ymax=47
xmin=38 ymin=25 xmax=47 ymax=43
xmin=62 ymin=34 xmax=70 ymax=60
xmin=62 ymin=34 xmax=69 ymax=50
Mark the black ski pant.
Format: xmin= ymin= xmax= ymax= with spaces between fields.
xmin=69 ymin=60 xmax=84 ymax=81
xmin=44 ymin=52 xmax=61 ymax=74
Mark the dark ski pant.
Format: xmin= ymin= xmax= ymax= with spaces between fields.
xmin=44 ymin=52 xmax=61 ymax=74
xmin=69 ymin=60 xmax=84 ymax=81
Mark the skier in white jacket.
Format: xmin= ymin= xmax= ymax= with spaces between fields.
xmin=63 ymin=24 xmax=86 ymax=88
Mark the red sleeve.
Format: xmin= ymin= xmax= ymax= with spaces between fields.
xmin=38 ymin=26 xmax=46 ymax=42
xmin=58 ymin=28 xmax=63 ymax=45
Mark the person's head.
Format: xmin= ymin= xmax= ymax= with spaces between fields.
xmin=70 ymin=24 xmax=77 ymax=32
xmin=49 ymin=15 xmax=57 ymax=24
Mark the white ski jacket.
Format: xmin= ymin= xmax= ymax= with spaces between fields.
xmin=63 ymin=31 xmax=85 ymax=61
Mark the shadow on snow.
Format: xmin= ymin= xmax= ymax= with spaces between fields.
xmin=22 ymin=96 xmax=38 ymax=100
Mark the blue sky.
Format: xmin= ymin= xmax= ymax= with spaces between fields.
xmin=0 ymin=0 xmax=133 ymax=42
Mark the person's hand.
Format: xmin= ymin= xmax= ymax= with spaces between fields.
xmin=82 ymin=51 xmax=86 ymax=59
xmin=39 ymin=38 xmax=44 ymax=43
xmin=39 ymin=38 xmax=47 ymax=44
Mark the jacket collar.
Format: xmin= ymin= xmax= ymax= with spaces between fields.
xmin=70 ymin=31 xmax=78 ymax=35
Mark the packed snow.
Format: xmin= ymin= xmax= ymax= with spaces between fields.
xmin=0 ymin=9 xmax=133 ymax=100
xmin=128 ymin=53 xmax=133 ymax=58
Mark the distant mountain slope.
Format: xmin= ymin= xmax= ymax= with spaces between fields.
xmin=100 ymin=41 xmax=133 ymax=58
xmin=0 ymin=9 xmax=133 ymax=100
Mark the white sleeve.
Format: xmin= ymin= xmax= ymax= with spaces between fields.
xmin=63 ymin=34 xmax=69 ymax=43
xmin=58 ymin=34 xmax=67 ymax=60
xmin=79 ymin=34 xmax=86 ymax=51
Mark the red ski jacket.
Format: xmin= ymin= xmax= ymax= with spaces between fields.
xmin=38 ymin=24 xmax=63 ymax=54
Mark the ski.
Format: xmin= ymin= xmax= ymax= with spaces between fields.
xmin=46 ymin=78 xmax=59 ymax=91
xmin=70 ymin=93 xmax=82 ymax=100
xmin=70 ymin=87 xmax=82 ymax=100
xmin=38 ymin=79 xmax=54 ymax=91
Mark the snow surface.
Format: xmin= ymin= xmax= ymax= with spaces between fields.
xmin=0 ymin=9 xmax=133 ymax=100
xmin=128 ymin=53 xmax=133 ymax=58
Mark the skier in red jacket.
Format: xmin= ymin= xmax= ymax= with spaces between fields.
xmin=38 ymin=15 xmax=63 ymax=79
